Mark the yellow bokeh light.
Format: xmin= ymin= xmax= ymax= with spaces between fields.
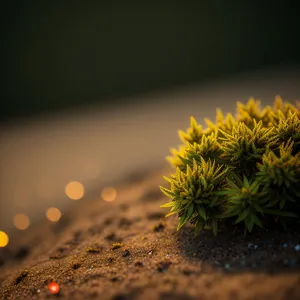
xmin=0 ymin=231 xmax=9 ymax=247
xmin=13 ymin=213 xmax=30 ymax=230
xmin=65 ymin=181 xmax=84 ymax=200
xmin=46 ymin=207 xmax=62 ymax=222
xmin=101 ymin=187 xmax=117 ymax=202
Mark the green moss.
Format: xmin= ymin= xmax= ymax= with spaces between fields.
xmin=160 ymin=96 xmax=300 ymax=236
xmin=86 ymin=246 xmax=102 ymax=254
xmin=111 ymin=242 xmax=124 ymax=250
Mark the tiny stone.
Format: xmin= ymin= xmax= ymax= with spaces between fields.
xmin=111 ymin=277 xmax=119 ymax=282
xmin=73 ymin=263 xmax=80 ymax=270
xmin=148 ymin=251 xmax=153 ymax=255
xmin=37 ymin=289 xmax=41 ymax=293
xmin=224 ymin=263 xmax=230 ymax=269
xmin=134 ymin=261 xmax=143 ymax=267
xmin=157 ymin=261 xmax=172 ymax=272
xmin=122 ymin=250 xmax=130 ymax=257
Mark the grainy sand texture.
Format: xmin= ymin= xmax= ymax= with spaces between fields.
xmin=1 ymin=167 xmax=300 ymax=300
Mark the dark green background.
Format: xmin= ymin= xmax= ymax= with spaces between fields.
xmin=2 ymin=2 xmax=300 ymax=122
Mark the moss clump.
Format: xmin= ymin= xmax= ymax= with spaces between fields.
xmin=111 ymin=242 xmax=124 ymax=250
xmin=86 ymin=245 xmax=103 ymax=253
xmin=160 ymin=96 xmax=300 ymax=236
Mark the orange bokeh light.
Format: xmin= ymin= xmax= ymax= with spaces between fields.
xmin=13 ymin=213 xmax=30 ymax=230
xmin=101 ymin=187 xmax=117 ymax=202
xmin=46 ymin=207 xmax=62 ymax=222
xmin=48 ymin=282 xmax=60 ymax=294
xmin=65 ymin=181 xmax=84 ymax=200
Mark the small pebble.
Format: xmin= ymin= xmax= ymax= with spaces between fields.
xmin=224 ymin=263 xmax=230 ymax=269
xmin=37 ymin=289 xmax=41 ymax=293
xmin=134 ymin=261 xmax=143 ymax=267
xmin=122 ymin=250 xmax=130 ymax=257
xmin=295 ymin=244 xmax=300 ymax=251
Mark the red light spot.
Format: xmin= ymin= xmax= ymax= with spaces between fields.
xmin=48 ymin=282 xmax=60 ymax=294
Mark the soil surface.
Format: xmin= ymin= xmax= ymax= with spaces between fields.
xmin=1 ymin=167 xmax=300 ymax=300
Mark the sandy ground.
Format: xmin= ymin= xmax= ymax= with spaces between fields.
xmin=1 ymin=167 xmax=300 ymax=300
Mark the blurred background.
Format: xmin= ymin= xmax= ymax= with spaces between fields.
xmin=1 ymin=2 xmax=300 ymax=236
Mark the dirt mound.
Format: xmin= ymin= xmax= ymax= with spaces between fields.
xmin=1 ymin=168 xmax=300 ymax=300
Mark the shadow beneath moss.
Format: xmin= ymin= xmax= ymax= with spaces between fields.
xmin=176 ymin=225 xmax=300 ymax=274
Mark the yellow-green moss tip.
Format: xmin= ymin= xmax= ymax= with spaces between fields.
xmin=111 ymin=242 xmax=124 ymax=250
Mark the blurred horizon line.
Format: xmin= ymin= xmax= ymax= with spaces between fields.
xmin=2 ymin=62 xmax=300 ymax=127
